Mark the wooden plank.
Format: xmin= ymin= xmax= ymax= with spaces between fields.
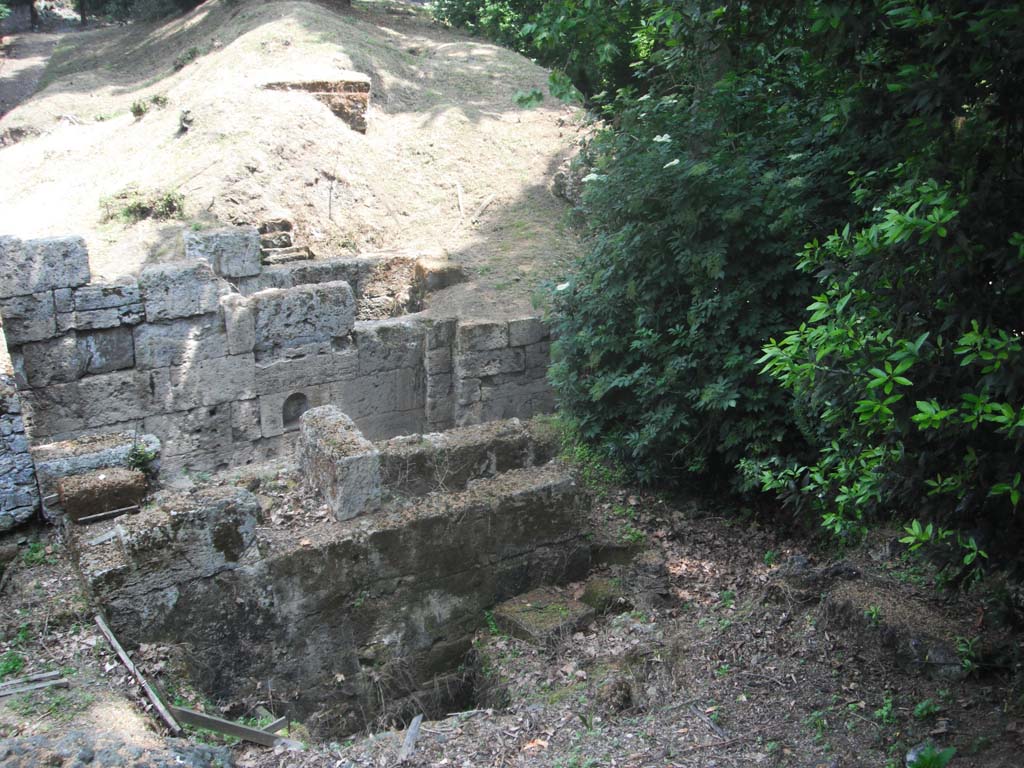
xmin=264 ymin=716 xmax=288 ymax=734
xmin=170 ymin=706 xmax=279 ymax=747
xmin=0 ymin=670 xmax=62 ymax=689
xmin=0 ymin=678 xmax=68 ymax=698
xmin=77 ymin=505 xmax=140 ymax=525
xmin=397 ymin=714 xmax=423 ymax=763
xmin=94 ymin=614 xmax=181 ymax=734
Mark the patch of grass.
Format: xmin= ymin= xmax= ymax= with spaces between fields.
xmin=130 ymin=99 xmax=149 ymax=120
xmin=763 ymin=549 xmax=778 ymax=567
xmin=874 ymin=694 xmax=896 ymax=725
xmin=21 ymin=541 xmax=51 ymax=567
xmin=150 ymin=94 xmax=169 ymax=108
xmin=913 ymin=698 xmax=941 ymax=719
xmin=173 ymin=46 xmax=202 ymax=71
xmin=0 ymin=651 xmax=26 ymax=679
xmin=101 ymin=187 xmax=185 ymax=223
xmin=864 ymin=604 xmax=882 ymax=626
xmin=621 ymin=524 xmax=645 ymax=545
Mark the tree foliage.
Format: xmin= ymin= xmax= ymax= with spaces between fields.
xmin=438 ymin=0 xmax=1024 ymax=562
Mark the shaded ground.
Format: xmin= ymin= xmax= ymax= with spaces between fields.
xmin=0 ymin=32 xmax=65 ymax=118
xmin=1 ymin=475 xmax=1021 ymax=767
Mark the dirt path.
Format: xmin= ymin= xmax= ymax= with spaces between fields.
xmin=0 ymin=31 xmax=65 ymax=118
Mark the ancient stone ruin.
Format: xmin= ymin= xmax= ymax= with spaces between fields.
xmin=0 ymin=228 xmax=585 ymax=734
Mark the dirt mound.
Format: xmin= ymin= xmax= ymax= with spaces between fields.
xmin=0 ymin=0 xmax=583 ymax=317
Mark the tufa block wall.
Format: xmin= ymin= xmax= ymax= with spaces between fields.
xmin=0 ymin=230 xmax=555 ymax=477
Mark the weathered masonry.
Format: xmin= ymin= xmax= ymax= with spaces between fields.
xmin=0 ymin=231 xmax=555 ymax=488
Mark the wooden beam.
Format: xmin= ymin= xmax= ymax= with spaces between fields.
xmin=94 ymin=614 xmax=181 ymax=734
xmin=264 ymin=716 xmax=288 ymax=734
xmin=0 ymin=670 xmax=62 ymax=689
xmin=0 ymin=678 xmax=68 ymax=698
xmin=170 ymin=706 xmax=304 ymax=748
xmin=397 ymin=714 xmax=423 ymax=763
xmin=76 ymin=505 xmax=140 ymax=525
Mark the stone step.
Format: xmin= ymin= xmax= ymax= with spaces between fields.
xmin=493 ymin=586 xmax=595 ymax=645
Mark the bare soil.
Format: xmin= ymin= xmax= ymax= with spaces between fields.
xmin=0 ymin=0 xmax=585 ymax=319
xmin=2 ymin=479 xmax=1022 ymax=767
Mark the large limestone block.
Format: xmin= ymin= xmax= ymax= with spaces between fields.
xmin=0 ymin=291 xmax=56 ymax=345
xmin=220 ymin=294 xmax=256 ymax=355
xmin=0 ymin=236 xmax=91 ymax=299
xmin=32 ymin=432 xmax=161 ymax=494
xmin=73 ymin=278 xmax=141 ymax=311
xmin=456 ymin=347 xmax=526 ymax=378
xmin=25 ymin=370 xmax=165 ymax=436
xmin=59 ymin=467 xmax=148 ymax=522
xmin=133 ymin=315 xmax=229 ymax=370
xmin=138 ymin=262 xmax=229 ymax=322
xmin=58 ymin=278 xmax=145 ymax=331
xmin=508 ymin=317 xmax=549 ymax=347
xmin=298 ymin=405 xmax=380 ymax=521
xmin=355 ymin=316 xmax=426 ymax=374
xmin=254 ymin=350 xmax=358 ymax=395
xmin=457 ymin=321 xmax=508 ymax=352
xmin=184 ymin=227 xmax=262 ymax=278
xmin=250 ymin=281 xmax=355 ymax=359
xmin=77 ymin=327 xmax=136 ymax=375
xmin=143 ymin=405 xmax=233 ymax=459
xmin=162 ymin=353 xmax=256 ymax=410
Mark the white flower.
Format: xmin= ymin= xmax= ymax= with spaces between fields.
xmin=581 ymin=173 xmax=604 ymax=183
xmin=652 ymin=134 xmax=672 ymax=143
xmin=555 ymin=282 xmax=571 ymax=292
xmin=638 ymin=93 xmax=651 ymax=101
xmin=663 ymin=159 xmax=680 ymax=169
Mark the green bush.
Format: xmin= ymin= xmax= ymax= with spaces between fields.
xmin=753 ymin=3 xmax=1024 ymax=559
xmin=548 ymin=5 xmax=852 ymax=487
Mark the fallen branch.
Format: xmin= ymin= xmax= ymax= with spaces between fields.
xmin=470 ymin=194 xmax=495 ymax=223
xmin=454 ymin=180 xmax=465 ymax=219
xmin=94 ymin=614 xmax=181 ymax=734
xmin=76 ymin=505 xmax=141 ymax=525
xmin=170 ymin=706 xmax=302 ymax=749
xmin=0 ymin=670 xmax=62 ymax=689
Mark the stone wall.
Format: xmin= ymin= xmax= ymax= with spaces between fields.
xmin=0 ymin=230 xmax=555 ymax=476
xmin=0 ymin=373 xmax=38 ymax=530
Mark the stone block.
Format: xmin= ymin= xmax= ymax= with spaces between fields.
xmin=74 ymin=278 xmax=141 ymax=311
xmin=355 ymin=317 xmax=425 ymax=374
xmin=457 ymin=378 xmax=481 ymax=405
xmin=414 ymin=258 xmax=466 ymax=293
xmin=54 ymin=288 xmax=74 ymax=314
xmin=330 ymin=367 xmax=423 ymax=420
xmin=139 ymin=262 xmax=229 ymax=322
xmin=493 ymin=587 xmax=595 ymax=645
xmin=298 ymin=405 xmax=381 ymax=520
xmin=355 ymin=410 xmax=425 ymax=441
xmin=0 ymin=291 xmax=56 ymax=345
xmin=133 ymin=315 xmax=229 ymax=370
xmin=426 ymin=348 xmax=452 ymax=375
xmin=26 ymin=370 xmax=164 ymax=435
xmin=143 ymin=405 xmax=233 ymax=459
xmin=508 ymin=317 xmax=548 ymax=347
xmin=58 ymin=303 xmax=145 ymax=332
xmin=221 ymin=294 xmax=256 ymax=355
xmin=457 ymin=321 xmax=508 ymax=352
xmin=426 ymin=317 xmax=457 ymax=350
xmin=184 ymin=227 xmax=262 ymax=279
xmin=0 ymin=236 xmax=91 ymax=299
xmin=59 ymin=467 xmax=148 ymax=522
xmin=32 ymin=432 xmax=161 ymax=495
xmin=456 ymin=347 xmax=525 ymax=378
xmin=254 ymin=350 xmax=358 ymax=395
xmin=163 ymin=353 xmax=256 ymax=410
xmin=259 ymin=384 xmax=330 ymax=438
xmin=19 ymin=334 xmax=85 ymax=387
xmin=250 ymin=281 xmax=355 ymax=359
xmin=230 ymin=399 xmax=262 ymax=442
xmin=525 ymin=341 xmax=552 ymax=371
xmin=78 ymin=327 xmax=135 ymax=375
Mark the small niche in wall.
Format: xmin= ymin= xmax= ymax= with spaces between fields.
xmin=282 ymin=392 xmax=310 ymax=431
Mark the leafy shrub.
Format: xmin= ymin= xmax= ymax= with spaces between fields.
xmin=101 ymin=186 xmax=185 ymax=223
xmin=753 ymin=3 xmax=1024 ymax=558
xmin=548 ymin=6 xmax=853 ymax=488
xmin=173 ymin=46 xmax=202 ymax=71
xmin=130 ymin=99 xmax=149 ymax=119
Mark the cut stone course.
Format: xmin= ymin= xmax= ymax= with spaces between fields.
xmin=249 ymin=281 xmax=355 ymax=359
xmin=1 ymin=291 xmax=56 ymax=344
xmin=139 ymin=262 xmax=229 ymax=322
xmin=58 ymin=467 xmax=148 ymax=522
xmin=185 ymin=227 xmax=262 ymax=278
xmin=0 ymin=374 xmax=39 ymax=530
xmin=0 ymin=235 xmax=91 ymax=300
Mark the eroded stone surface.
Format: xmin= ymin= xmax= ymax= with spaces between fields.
xmin=298 ymin=405 xmax=381 ymax=520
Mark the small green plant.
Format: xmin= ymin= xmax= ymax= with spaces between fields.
xmin=763 ymin=550 xmax=778 ymax=567
xmin=913 ymin=699 xmax=941 ymax=720
xmin=353 ymin=590 xmax=368 ymax=609
xmin=102 ymin=187 xmax=185 ymax=223
xmin=130 ymin=100 xmax=149 ymax=120
xmin=150 ymin=94 xmax=168 ymax=108
xmin=719 ymin=590 xmax=736 ymax=609
xmin=0 ymin=650 xmax=26 ymax=679
xmin=908 ymin=745 xmax=956 ymax=768
xmin=874 ymin=695 xmax=897 ymax=725
xmin=512 ymin=88 xmax=544 ymax=109
xmin=864 ymin=605 xmax=882 ymax=626
xmin=806 ymin=710 xmax=828 ymax=740
xmin=173 ymin=46 xmax=201 ymax=71
xmin=21 ymin=541 xmax=50 ymax=567
xmin=955 ymin=636 xmax=978 ymax=673
xmin=126 ymin=442 xmax=159 ymax=474
xmin=621 ymin=524 xmax=645 ymax=544
xmin=484 ymin=610 xmax=500 ymax=636
xmin=714 ymin=663 xmax=731 ymax=678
